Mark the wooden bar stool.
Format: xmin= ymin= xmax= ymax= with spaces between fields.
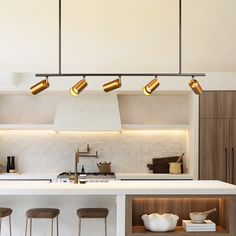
xmin=25 ymin=208 xmax=60 ymax=236
xmin=0 ymin=208 xmax=12 ymax=236
xmin=77 ymin=208 xmax=109 ymax=236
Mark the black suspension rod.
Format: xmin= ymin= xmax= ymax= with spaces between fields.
xmin=35 ymin=0 xmax=205 ymax=79
xmin=59 ymin=0 xmax=62 ymax=74
xmin=35 ymin=73 xmax=205 ymax=78
xmin=179 ymin=0 xmax=182 ymax=74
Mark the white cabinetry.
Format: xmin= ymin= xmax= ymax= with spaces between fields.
xmin=0 ymin=95 xmax=58 ymax=130
xmin=118 ymin=92 xmax=191 ymax=130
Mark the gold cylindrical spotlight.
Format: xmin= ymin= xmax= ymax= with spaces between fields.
xmin=30 ymin=78 xmax=50 ymax=95
xmin=142 ymin=77 xmax=160 ymax=96
xmin=103 ymin=77 xmax=122 ymax=92
xmin=189 ymin=77 xmax=203 ymax=95
xmin=70 ymin=77 xmax=88 ymax=96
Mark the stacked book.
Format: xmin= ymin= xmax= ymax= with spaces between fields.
xmin=182 ymin=220 xmax=216 ymax=232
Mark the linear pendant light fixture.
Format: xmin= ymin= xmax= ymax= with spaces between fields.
xmin=30 ymin=77 xmax=50 ymax=95
xmin=103 ymin=76 xmax=122 ymax=92
xmin=142 ymin=76 xmax=160 ymax=96
xmin=32 ymin=0 xmax=205 ymax=95
xmin=70 ymin=76 xmax=88 ymax=96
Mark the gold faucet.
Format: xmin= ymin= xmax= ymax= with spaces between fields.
xmin=74 ymin=149 xmax=80 ymax=184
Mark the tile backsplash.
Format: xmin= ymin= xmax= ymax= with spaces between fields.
xmin=0 ymin=130 xmax=187 ymax=173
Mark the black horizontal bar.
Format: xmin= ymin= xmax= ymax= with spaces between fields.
xmin=35 ymin=73 xmax=205 ymax=77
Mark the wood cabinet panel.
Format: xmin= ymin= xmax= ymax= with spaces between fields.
xmin=199 ymin=119 xmax=229 ymax=181
xmin=200 ymin=92 xmax=233 ymax=118
xmin=229 ymin=119 xmax=236 ymax=184
xmin=229 ymin=92 xmax=236 ymax=118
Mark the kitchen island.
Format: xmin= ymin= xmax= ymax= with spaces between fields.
xmin=0 ymin=180 xmax=235 ymax=236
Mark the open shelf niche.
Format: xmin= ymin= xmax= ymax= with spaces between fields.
xmin=126 ymin=195 xmax=236 ymax=236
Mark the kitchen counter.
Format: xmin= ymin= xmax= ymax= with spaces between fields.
xmin=0 ymin=173 xmax=57 ymax=181
xmin=0 ymin=180 xmax=235 ymax=236
xmin=115 ymin=173 xmax=193 ymax=180
xmin=0 ymin=180 xmax=235 ymax=195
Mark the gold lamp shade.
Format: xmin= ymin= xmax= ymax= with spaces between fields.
xmin=142 ymin=78 xmax=160 ymax=96
xmin=30 ymin=79 xmax=50 ymax=95
xmin=103 ymin=78 xmax=122 ymax=92
xmin=189 ymin=78 xmax=203 ymax=95
xmin=70 ymin=79 xmax=88 ymax=96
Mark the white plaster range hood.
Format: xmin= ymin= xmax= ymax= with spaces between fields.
xmin=54 ymin=94 xmax=122 ymax=131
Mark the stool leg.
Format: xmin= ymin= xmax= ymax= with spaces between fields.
xmin=0 ymin=218 xmax=2 ymax=236
xmin=9 ymin=215 xmax=12 ymax=236
xmin=78 ymin=218 xmax=81 ymax=236
xmin=29 ymin=219 xmax=32 ymax=236
xmin=105 ymin=218 xmax=107 ymax=236
xmin=25 ymin=218 xmax=28 ymax=236
xmin=56 ymin=216 xmax=59 ymax=236
xmin=51 ymin=219 xmax=53 ymax=236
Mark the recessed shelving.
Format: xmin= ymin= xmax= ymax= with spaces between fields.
xmin=126 ymin=195 xmax=235 ymax=236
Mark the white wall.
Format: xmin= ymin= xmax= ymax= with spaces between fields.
xmin=0 ymin=130 xmax=187 ymax=174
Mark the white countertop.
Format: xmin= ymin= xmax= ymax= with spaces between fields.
xmin=0 ymin=173 xmax=193 ymax=181
xmin=0 ymin=173 xmax=58 ymax=180
xmin=116 ymin=173 xmax=193 ymax=180
xmin=0 ymin=180 xmax=235 ymax=195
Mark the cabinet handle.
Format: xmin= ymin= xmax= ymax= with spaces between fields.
xmin=225 ymin=148 xmax=228 ymax=182
xmin=232 ymin=148 xmax=235 ymax=184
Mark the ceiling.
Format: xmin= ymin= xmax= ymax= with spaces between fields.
xmin=0 ymin=0 xmax=235 ymax=73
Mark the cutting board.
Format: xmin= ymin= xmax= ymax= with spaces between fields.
xmin=147 ymin=156 xmax=183 ymax=173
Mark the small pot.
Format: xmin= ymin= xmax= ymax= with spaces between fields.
xmin=97 ymin=162 xmax=111 ymax=173
xmin=169 ymin=162 xmax=182 ymax=174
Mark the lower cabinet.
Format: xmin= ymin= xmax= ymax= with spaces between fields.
xmin=126 ymin=195 xmax=236 ymax=236
xmin=199 ymin=118 xmax=236 ymax=184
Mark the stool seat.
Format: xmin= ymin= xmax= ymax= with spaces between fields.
xmin=0 ymin=208 xmax=12 ymax=218
xmin=77 ymin=208 xmax=108 ymax=218
xmin=26 ymin=208 xmax=60 ymax=219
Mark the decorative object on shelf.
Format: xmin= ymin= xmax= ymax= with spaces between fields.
xmin=142 ymin=213 xmax=179 ymax=232
xmin=79 ymin=165 xmax=86 ymax=184
xmin=6 ymin=156 xmax=11 ymax=173
xmin=169 ymin=153 xmax=184 ymax=174
xmin=147 ymin=155 xmax=183 ymax=173
xmin=97 ymin=162 xmax=111 ymax=174
xmin=9 ymin=156 xmax=16 ymax=173
xmin=31 ymin=0 xmax=205 ymax=95
xmin=190 ymin=208 xmax=217 ymax=224
xmin=182 ymin=220 xmax=216 ymax=232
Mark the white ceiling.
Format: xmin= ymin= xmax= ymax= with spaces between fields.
xmin=0 ymin=0 xmax=235 ymax=73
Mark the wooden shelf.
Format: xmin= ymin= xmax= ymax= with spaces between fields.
xmin=122 ymin=124 xmax=189 ymax=131
xmin=0 ymin=124 xmax=53 ymax=130
xmin=131 ymin=226 xmax=228 ymax=236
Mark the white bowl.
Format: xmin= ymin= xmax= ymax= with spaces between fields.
xmin=189 ymin=212 xmax=207 ymax=223
xmin=142 ymin=213 xmax=179 ymax=232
